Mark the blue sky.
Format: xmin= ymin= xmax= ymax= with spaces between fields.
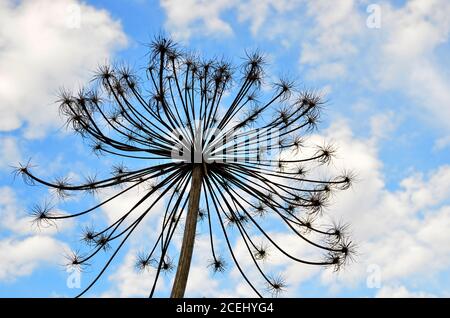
xmin=1 ymin=0 xmax=450 ymax=298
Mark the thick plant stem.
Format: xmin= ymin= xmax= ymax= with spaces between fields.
xmin=170 ymin=164 xmax=203 ymax=298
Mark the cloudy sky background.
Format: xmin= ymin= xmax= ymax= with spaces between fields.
xmin=1 ymin=0 xmax=450 ymax=297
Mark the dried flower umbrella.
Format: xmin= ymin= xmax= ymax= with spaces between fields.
xmin=15 ymin=36 xmax=356 ymax=298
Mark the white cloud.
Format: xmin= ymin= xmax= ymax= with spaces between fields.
xmin=302 ymin=0 xmax=450 ymax=129
xmin=306 ymin=62 xmax=347 ymax=80
xmin=294 ymin=0 xmax=450 ymax=130
xmin=101 ymin=250 xmax=163 ymax=298
xmin=0 ymin=137 xmax=21 ymax=171
xmin=159 ymin=0 xmax=450 ymax=132
xmin=433 ymin=135 xmax=450 ymax=151
xmin=103 ymin=232 xmax=246 ymax=297
xmin=0 ymin=186 xmax=73 ymax=283
xmin=376 ymin=285 xmax=436 ymax=298
xmin=159 ymin=0 xmax=363 ymax=78
xmin=0 ymin=235 xmax=67 ymax=281
xmin=310 ymin=120 xmax=450 ymax=296
xmin=369 ymin=111 xmax=398 ymax=142
xmin=160 ymin=0 xmax=304 ymax=41
xmin=299 ymin=0 xmax=363 ymax=77
xmin=94 ymin=183 xmax=169 ymax=243
xmin=237 ymin=0 xmax=300 ymax=36
xmin=185 ymin=237 xmax=230 ymax=297
xmin=160 ymin=0 xmax=236 ymax=41
xmin=0 ymin=0 xmax=127 ymax=138
xmin=0 ymin=187 xmax=31 ymax=234
xmin=372 ymin=0 xmax=450 ymax=129
xmin=295 ymin=0 xmax=450 ymax=121
xmin=0 ymin=186 xmax=74 ymax=235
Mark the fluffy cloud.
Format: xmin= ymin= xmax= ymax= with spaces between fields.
xmin=297 ymin=0 xmax=450 ymax=129
xmin=0 ymin=187 xmax=31 ymax=234
xmin=159 ymin=0 xmax=362 ymax=74
xmin=160 ymin=0 xmax=305 ymax=41
xmin=0 ymin=186 xmax=72 ymax=282
xmin=371 ymin=1 xmax=450 ymax=129
xmin=299 ymin=0 xmax=363 ymax=77
xmin=103 ymin=232 xmax=243 ymax=298
xmin=160 ymin=0 xmax=235 ymax=40
xmin=0 ymin=137 xmax=21 ymax=171
xmin=0 ymin=236 xmax=67 ymax=282
xmin=237 ymin=0 xmax=300 ymax=36
xmin=160 ymin=0 xmax=450 ymax=131
xmin=0 ymin=0 xmax=127 ymax=138
xmin=0 ymin=185 xmax=74 ymax=236
xmin=376 ymin=285 xmax=436 ymax=298
xmin=103 ymin=239 xmax=226 ymax=298
xmin=433 ymin=135 xmax=450 ymax=151
xmin=312 ymin=120 xmax=450 ymax=296
xmin=101 ymin=250 xmax=162 ymax=298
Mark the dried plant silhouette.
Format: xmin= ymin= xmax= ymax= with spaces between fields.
xmin=15 ymin=36 xmax=356 ymax=298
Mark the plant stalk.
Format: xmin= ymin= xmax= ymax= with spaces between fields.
xmin=170 ymin=164 xmax=203 ymax=298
